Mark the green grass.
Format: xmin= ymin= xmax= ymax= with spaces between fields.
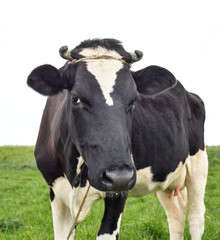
xmin=0 ymin=146 xmax=220 ymax=239
xmin=0 ymin=146 xmax=36 ymax=170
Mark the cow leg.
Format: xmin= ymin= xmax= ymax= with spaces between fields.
xmin=157 ymin=187 xmax=187 ymax=240
xmin=97 ymin=193 xmax=127 ymax=240
xmin=50 ymin=188 xmax=75 ymax=240
xmin=186 ymin=149 xmax=208 ymax=240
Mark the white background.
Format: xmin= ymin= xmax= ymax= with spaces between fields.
xmin=0 ymin=0 xmax=219 ymax=146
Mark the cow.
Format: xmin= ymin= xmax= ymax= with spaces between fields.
xmin=27 ymin=38 xmax=208 ymax=240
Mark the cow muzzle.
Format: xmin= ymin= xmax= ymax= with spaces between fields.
xmin=100 ymin=166 xmax=136 ymax=192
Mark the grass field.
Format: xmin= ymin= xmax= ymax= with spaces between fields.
xmin=0 ymin=146 xmax=219 ymax=240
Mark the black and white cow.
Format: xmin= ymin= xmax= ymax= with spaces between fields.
xmin=27 ymin=38 xmax=208 ymax=240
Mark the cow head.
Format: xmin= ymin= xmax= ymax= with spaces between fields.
xmin=27 ymin=39 xmax=143 ymax=192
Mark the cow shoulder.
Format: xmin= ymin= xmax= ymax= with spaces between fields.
xmin=34 ymin=91 xmax=71 ymax=185
xmin=132 ymin=65 xmax=176 ymax=95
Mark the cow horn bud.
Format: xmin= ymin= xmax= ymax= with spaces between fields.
xmin=59 ymin=46 xmax=73 ymax=60
xmin=130 ymin=50 xmax=143 ymax=62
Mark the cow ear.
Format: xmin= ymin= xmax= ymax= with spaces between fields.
xmin=27 ymin=64 xmax=65 ymax=96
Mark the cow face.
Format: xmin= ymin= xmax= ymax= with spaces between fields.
xmin=27 ymin=39 xmax=143 ymax=192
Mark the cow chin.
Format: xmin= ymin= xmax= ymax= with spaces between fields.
xmin=88 ymin=165 xmax=137 ymax=193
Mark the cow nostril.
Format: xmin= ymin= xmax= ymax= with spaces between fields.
xmin=101 ymin=168 xmax=136 ymax=192
xmin=101 ymin=171 xmax=114 ymax=187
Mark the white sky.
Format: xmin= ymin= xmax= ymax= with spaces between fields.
xmin=0 ymin=0 xmax=219 ymax=146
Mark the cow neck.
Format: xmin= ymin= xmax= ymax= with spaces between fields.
xmin=68 ymin=55 xmax=132 ymax=68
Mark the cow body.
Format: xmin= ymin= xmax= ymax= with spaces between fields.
xmin=27 ymin=39 xmax=208 ymax=240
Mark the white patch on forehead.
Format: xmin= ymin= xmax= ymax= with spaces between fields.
xmin=80 ymin=47 xmax=122 ymax=58
xmin=80 ymin=47 xmax=123 ymax=106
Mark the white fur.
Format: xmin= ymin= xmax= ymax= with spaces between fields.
xmin=51 ymin=197 xmax=75 ymax=240
xmin=157 ymin=188 xmax=187 ymax=240
xmin=80 ymin=47 xmax=122 ymax=59
xmin=51 ymin=176 xmax=106 ymax=239
xmin=128 ymin=160 xmax=186 ymax=197
xmin=52 ymin=176 xmax=72 ymax=207
xmin=80 ymin=47 xmax=123 ymax=106
xmin=152 ymin=149 xmax=208 ymax=240
xmin=186 ymin=149 xmax=208 ymax=240
xmin=71 ymin=182 xmax=106 ymax=222
xmin=51 ymin=150 xmax=208 ymax=240
xmin=76 ymin=156 xmax=84 ymax=175
xmin=96 ymin=214 xmax=122 ymax=240
xmin=52 ymin=176 xmax=105 ymax=221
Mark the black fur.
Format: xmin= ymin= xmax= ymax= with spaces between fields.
xmin=70 ymin=38 xmax=132 ymax=63
xmin=27 ymin=64 xmax=63 ymax=96
xmin=132 ymin=65 xmax=176 ymax=95
xmin=27 ymin=38 xmax=205 ymax=239
xmin=97 ymin=193 xmax=127 ymax=237
xmin=50 ymin=188 xmax=55 ymax=202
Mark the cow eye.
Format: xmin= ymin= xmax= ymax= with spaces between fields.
xmin=71 ymin=93 xmax=81 ymax=105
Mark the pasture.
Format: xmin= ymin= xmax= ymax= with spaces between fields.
xmin=0 ymin=146 xmax=219 ymax=239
